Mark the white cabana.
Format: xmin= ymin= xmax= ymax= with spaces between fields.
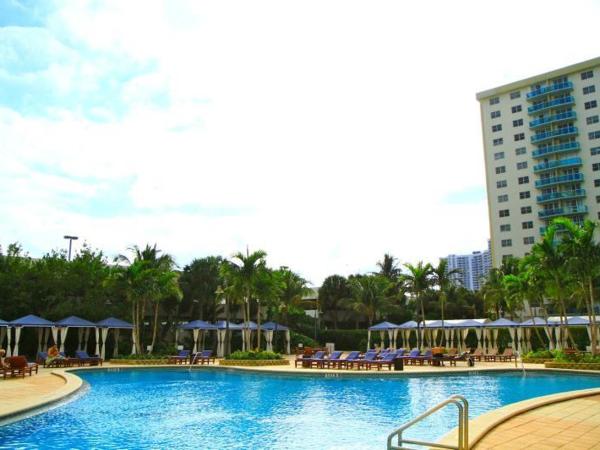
xmin=96 ymin=317 xmax=134 ymax=359
xmin=9 ymin=314 xmax=56 ymax=356
xmin=367 ymin=321 xmax=399 ymax=350
xmin=398 ymin=321 xmax=418 ymax=349
xmin=179 ymin=320 xmax=218 ymax=355
xmin=0 ymin=320 xmax=9 ymax=357
xmin=521 ymin=317 xmax=555 ymax=350
xmin=55 ymin=316 xmax=97 ymax=354
xmin=214 ymin=321 xmax=243 ymax=357
xmin=484 ymin=318 xmax=520 ymax=352
xmin=260 ymin=321 xmax=291 ymax=354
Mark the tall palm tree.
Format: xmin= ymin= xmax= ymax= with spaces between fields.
xmin=346 ymin=275 xmax=391 ymax=326
xmin=376 ymin=253 xmax=401 ymax=281
xmin=273 ymin=268 xmax=312 ymax=325
xmin=554 ymin=218 xmax=600 ymax=354
xmin=318 ymin=275 xmax=351 ymax=329
xmin=221 ymin=249 xmax=267 ymax=350
xmin=402 ymin=262 xmax=434 ymax=348
xmin=432 ymin=258 xmax=461 ymax=344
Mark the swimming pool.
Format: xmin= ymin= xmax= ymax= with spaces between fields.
xmin=1 ymin=368 xmax=599 ymax=449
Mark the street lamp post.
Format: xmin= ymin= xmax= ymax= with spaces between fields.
xmin=63 ymin=235 xmax=79 ymax=261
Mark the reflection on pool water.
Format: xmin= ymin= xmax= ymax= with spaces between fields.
xmin=1 ymin=369 xmax=599 ymax=449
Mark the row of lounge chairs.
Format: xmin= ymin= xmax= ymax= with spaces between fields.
xmin=295 ymin=349 xmax=474 ymax=371
xmin=167 ymin=350 xmax=215 ymax=365
xmin=37 ymin=351 xmax=103 ymax=367
xmin=1 ymin=356 xmax=39 ymax=379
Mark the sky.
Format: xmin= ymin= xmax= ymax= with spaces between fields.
xmin=1 ymin=0 xmax=600 ymax=285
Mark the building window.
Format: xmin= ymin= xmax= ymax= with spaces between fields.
xmin=523 ymin=236 xmax=535 ymax=245
xmin=513 ymin=119 xmax=523 ymax=127
xmin=496 ymin=180 xmax=507 ymax=188
xmin=491 ymin=110 xmax=501 ymax=119
xmin=584 ymin=85 xmax=596 ymax=95
xmin=521 ymin=206 xmax=532 ymax=214
xmin=511 ymin=105 xmax=522 ymax=113
xmin=585 ymin=100 xmax=598 ymax=110
xmin=595 ymin=179 xmax=600 ymax=187
xmin=589 ymin=131 xmax=600 ymax=140
xmin=499 ymin=209 xmax=510 ymax=217
xmin=515 ymin=147 xmax=526 ymax=156
xmin=596 ymin=195 xmax=600 ymax=203
xmin=582 ymin=70 xmax=594 ymax=80
xmin=492 ymin=124 xmax=502 ymax=132
xmin=517 ymin=161 xmax=528 ymax=170
xmin=493 ymin=138 xmax=504 ymax=146
xmin=518 ymin=176 xmax=529 ymax=185
xmin=598 ymin=212 xmax=600 ymax=220
xmin=494 ymin=151 xmax=505 ymax=160
xmin=498 ymin=194 xmax=508 ymax=203
xmin=514 ymin=133 xmax=525 ymax=141
xmin=587 ymin=115 xmax=599 ymax=125
xmin=592 ymin=147 xmax=600 ymax=156
xmin=522 ymin=221 xmax=533 ymax=229
xmin=501 ymin=239 xmax=512 ymax=247
xmin=593 ymin=163 xmax=600 ymax=171
xmin=489 ymin=97 xmax=500 ymax=105
xmin=495 ymin=166 xmax=506 ymax=174
xmin=510 ymin=91 xmax=521 ymax=100
xmin=519 ymin=191 xmax=531 ymax=199
xmin=500 ymin=224 xmax=511 ymax=232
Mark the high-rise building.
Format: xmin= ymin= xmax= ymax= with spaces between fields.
xmin=445 ymin=241 xmax=492 ymax=291
xmin=477 ymin=57 xmax=600 ymax=267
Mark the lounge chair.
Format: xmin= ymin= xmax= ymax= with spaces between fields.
xmin=401 ymin=349 xmax=422 ymax=365
xmin=309 ymin=351 xmax=327 ymax=368
xmin=75 ymin=351 xmax=103 ymax=366
xmin=168 ymin=350 xmax=191 ymax=364
xmin=323 ymin=351 xmax=344 ymax=369
xmin=498 ymin=348 xmax=514 ymax=362
xmin=37 ymin=352 xmax=73 ymax=368
xmin=484 ymin=349 xmax=499 ymax=361
xmin=3 ymin=356 xmax=38 ymax=379
xmin=440 ymin=351 xmax=473 ymax=366
xmin=367 ymin=351 xmax=399 ymax=371
xmin=353 ymin=351 xmax=379 ymax=370
xmin=194 ymin=350 xmax=215 ymax=365
xmin=470 ymin=348 xmax=484 ymax=361
xmin=447 ymin=348 xmax=458 ymax=357
xmin=331 ymin=351 xmax=360 ymax=369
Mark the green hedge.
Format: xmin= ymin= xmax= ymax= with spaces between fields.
xmin=225 ymin=350 xmax=282 ymax=360
xmin=318 ymin=330 xmax=368 ymax=350
xmin=220 ymin=359 xmax=290 ymax=366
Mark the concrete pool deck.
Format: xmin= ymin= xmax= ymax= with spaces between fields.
xmin=2 ymin=357 xmax=600 ymax=448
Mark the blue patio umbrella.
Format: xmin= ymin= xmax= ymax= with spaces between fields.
xmin=9 ymin=314 xmax=56 ymax=356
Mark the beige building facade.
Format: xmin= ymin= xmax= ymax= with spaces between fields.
xmin=478 ymin=57 xmax=600 ymax=267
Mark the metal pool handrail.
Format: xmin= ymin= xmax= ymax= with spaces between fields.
xmin=386 ymin=394 xmax=469 ymax=450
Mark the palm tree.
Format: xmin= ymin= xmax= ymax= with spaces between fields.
xmin=318 ymin=275 xmax=351 ymax=329
xmin=221 ymin=249 xmax=267 ymax=350
xmin=376 ymin=253 xmax=401 ymax=280
xmin=346 ymin=275 xmax=391 ymax=326
xmin=402 ymin=262 xmax=433 ymax=348
xmin=273 ymin=268 xmax=312 ymax=325
xmin=432 ymin=258 xmax=461 ymax=344
xmin=554 ymin=218 xmax=600 ymax=354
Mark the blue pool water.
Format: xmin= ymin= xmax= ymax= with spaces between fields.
xmin=1 ymin=369 xmax=599 ymax=449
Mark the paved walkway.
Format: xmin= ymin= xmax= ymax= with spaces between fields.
xmin=0 ymin=369 xmax=67 ymax=417
xmin=474 ymin=394 xmax=600 ymax=449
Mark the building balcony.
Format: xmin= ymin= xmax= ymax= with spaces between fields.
xmin=533 ymin=157 xmax=582 ymax=173
xmin=538 ymin=205 xmax=588 ymax=219
xmin=531 ymin=126 xmax=578 ymax=144
xmin=536 ymin=189 xmax=586 ymax=204
xmin=526 ymin=81 xmax=573 ymax=101
xmin=528 ymin=96 xmax=575 ymax=115
xmin=535 ymin=172 xmax=584 ymax=188
xmin=529 ymin=111 xmax=576 ymax=129
xmin=531 ymin=141 xmax=580 ymax=158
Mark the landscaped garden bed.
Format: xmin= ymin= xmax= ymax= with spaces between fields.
xmin=545 ymin=362 xmax=600 ymax=370
xmin=220 ymin=350 xmax=289 ymax=366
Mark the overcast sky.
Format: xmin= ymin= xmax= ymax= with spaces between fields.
xmin=1 ymin=0 xmax=600 ymax=285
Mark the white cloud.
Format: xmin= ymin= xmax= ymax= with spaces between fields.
xmin=2 ymin=0 xmax=600 ymax=283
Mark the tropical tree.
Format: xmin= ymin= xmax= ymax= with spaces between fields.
xmin=402 ymin=261 xmax=434 ymax=348
xmin=318 ymin=275 xmax=351 ymax=329
xmin=179 ymin=256 xmax=224 ymax=321
xmin=272 ymin=267 xmax=312 ymax=325
xmin=376 ymin=253 xmax=401 ymax=281
xmin=345 ymin=275 xmax=391 ymax=326
xmin=432 ymin=258 xmax=461 ymax=341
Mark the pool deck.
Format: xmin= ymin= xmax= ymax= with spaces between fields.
xmin=2 ymin=357 xmax=600 ymax=449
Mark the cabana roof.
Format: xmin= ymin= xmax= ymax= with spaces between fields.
xmin=10 ymin=314 xmax=54 ymax=327
xmin=244 ymin=321 xmax=258 ymax=330
xmin=215 ymin=320 xmax=243 ymax=330
xmin=96 ymin=317 xmax=133 ymax=329
xmin=56 ymin=315 xmax=97 ymax=328
xmin=0 ymin=319 xmax=8 ymax=327
xmin=368 ymin=321 xmax=399 ymax=330
xmin=261 ymin=321 xmax=289 ymax=331
xmin=484 ymin=318 xmax=520 ymax=328
xmin=180 ymin=320 xmax=217 ymax=330
xmin=549 ymin=316 xmax=589 ymax=326
xmin=520 ymin=317 xmax=549 ymax=327
xmin=398 ymin=320 xmax=418 ymax=329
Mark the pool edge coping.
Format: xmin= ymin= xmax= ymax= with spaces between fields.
xmin=437 ymin=384 xmax=600 ymax=449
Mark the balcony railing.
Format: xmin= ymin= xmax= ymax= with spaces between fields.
xmin=536 ymin=189 xmax=586 ymax=203
xmin=526 ymin=81 xmax=573 ymax=101
xmin=539 ymin=205 xmax=588 ymax=219
xmin=533 ymin=157 xmax=582 ymax=173
xmin=528 ymin=96 xmax=575 ymax=114
xmin=531 ymin=126 xmax=578 ymax=144
xmin=535 ymin=172 xmax=584 ymax=188
xmin=532 ymin=141 xmax=580 ymax=158
xmin=529 ymin=110 xmax=576 ymax=129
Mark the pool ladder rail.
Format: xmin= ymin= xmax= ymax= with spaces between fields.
xmin=386 ymin=395 xmax=469 ymax=450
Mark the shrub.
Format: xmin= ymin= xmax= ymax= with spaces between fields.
xmin=318 ymin=329 xmax=367 ymax=350
xmin=226 ymin=350 xmax=282 ymax=360
xmin=114 ymin=354 xmax=169 ymax=360
xmin=525 ymin=350 xmax=554 ymax=359
xmin=290 ymin=331 xmax=319 ymax=349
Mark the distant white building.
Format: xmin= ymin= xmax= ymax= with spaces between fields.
xmin=445 ymin=241 xmax=492 ymax=291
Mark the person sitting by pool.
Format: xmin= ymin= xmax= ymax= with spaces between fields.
xmin=432 ymin=347 xmax=446 ymax=357
xmin=46 ymin=345 xmax=65 ymax=365
xmin=0 ymin=348 xmax=7 ymax=368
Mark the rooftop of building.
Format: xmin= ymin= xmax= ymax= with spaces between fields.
xmin=476 ymin=56 xmax=600 ymax=101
